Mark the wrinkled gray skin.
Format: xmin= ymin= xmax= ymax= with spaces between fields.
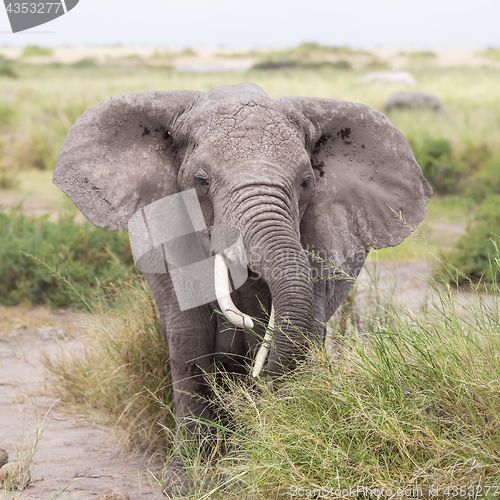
xmin=385 ymin=91 xmax=444 ymax=113
xmin=53 ymin=83 xmax=432 ymax=495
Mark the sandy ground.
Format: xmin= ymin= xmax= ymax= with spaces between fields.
xmin=0 ymin=309 xmax=164 ymax=499
xmin=358 ymin=260 xmax=433 ymax=310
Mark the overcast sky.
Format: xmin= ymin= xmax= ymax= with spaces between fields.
xmin=0 ymin=0 xmax=498 ymax=49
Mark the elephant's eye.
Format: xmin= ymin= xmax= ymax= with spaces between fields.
xmin=301 ymin=175 xmax=313 ymax=188
xmin=194 ymin=170 xmax=209 ymax=187
xmin=195 ymin=176 xmax=209 ymax=186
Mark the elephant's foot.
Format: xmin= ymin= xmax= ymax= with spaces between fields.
xmin=163 ymin=456 xmax=213 ymax=497
xmin=163 ymin=457 xmax=192 ymax=497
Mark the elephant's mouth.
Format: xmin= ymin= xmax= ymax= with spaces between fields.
xmin=213 ymin=253 xmax=273 ymax=377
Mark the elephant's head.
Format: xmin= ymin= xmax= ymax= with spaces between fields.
xmin=53 ymin=83 xmax=431 ymax=374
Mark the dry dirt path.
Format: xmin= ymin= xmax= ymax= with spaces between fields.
xmin=0 ymin=312 xmax=164 ymax=500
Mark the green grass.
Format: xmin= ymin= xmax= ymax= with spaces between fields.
xmin=42 ymin=276 xmax=174 ymax=452
xmin=0 ymin=205 xmax=133 ymax=308
xmin=195 ymin=262 xmax=500 ymax=498
xmin=0 ymin=170 xmax=68 ymax=207
xmin=1 ymin=64 xmax=500 ymax=175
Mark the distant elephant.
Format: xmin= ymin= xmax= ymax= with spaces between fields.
xmin=53 ymin=82 xmax=432 ymax=495
xmin=386 ymin=91 xmax=443 ymax=113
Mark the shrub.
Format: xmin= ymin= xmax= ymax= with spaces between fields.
xmin=364 ymin=58 xmax=390 ymax=70
xmin=439 ymin=194 xmax=500 ymax=285
xmin=21 ymin=45 xmax=53 ymax=57
xmin=291 ymin=42 xmax=370 ymax=56
xmin=409 ymin=137 xmax=500 ymax=197
xmin=0 ymin=65 xmax=17 ymax=78
xmin=466 ymin=155 xmax=500 ymax=201
xmin=0 ymin=207 xmax=134 ymax=308
xmin=403 ymin=50 xmax=438 ymax=59
xmin=0 ymin=55 xmax=18 ymax=79
xmin=0 ymin=103 xmax=15 ymax=124
xmin=70 ymin=58 xmax=98 ymax=68
xmin=410 ymin=137 xmax=458 ymax=194
xmin=0 ymin=168 xmax=18 ymax=189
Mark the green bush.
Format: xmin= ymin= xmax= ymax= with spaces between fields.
xmin=409 ymin=137 xmax=500 ymax=197
xmin=0 ymin=55 xmax=18 ymax=79
xmin=0 ymin=169 xmax=18 ymax=189
xmin=290 ymin=42 xmax=369 ymax=56
xmin=477 ymin=47 xmax=500 ymax=61
xmin=251 ymin=42 xmax=361 ymax=71
xmin=406 ymin=50 xmax=437 ymax=58
xmin=70 ymin=58 xmax=98 ymax=68
xmin=467 ymin=155 xmax=500 ymax=201
xmin=21 ymin=45 xmax=53 ymax=57
xmin=440 ymin=194 xmax=500 ymax=285
xmin=410 ymin=137 xmax=458 ymax=194
xmin=0 ymin=103 xmax=15 ymax=124
xmin=0 ymin=65 xmax=17 ymax=79
xmin=0 ymin=207 xmax=134 ymax=308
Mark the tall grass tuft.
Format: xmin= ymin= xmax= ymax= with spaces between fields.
xmin=42 ymin=277 xmax=174 ymax=452
xmin=200 ymin=266 xmax=500 ymax=497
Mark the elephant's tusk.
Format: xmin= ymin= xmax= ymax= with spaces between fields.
xmin=252 ymin=304 xmax=274 ymax=378
xmin=214 ymin=253 xmax=254 ymax=330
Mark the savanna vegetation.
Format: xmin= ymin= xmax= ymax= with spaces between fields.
xmin=0 ymin=206 xmax=132 ymax=308
xmin=42 ymin=245 xmax=500 ymax=497
xmin=1 ymin=43 xmax=500 ymax=497
xmin=1 ymin=46 xmax=499 ymax=292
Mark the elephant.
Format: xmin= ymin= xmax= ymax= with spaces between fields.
xmin=53 ymin=82 xmax=432 ymax=495
xmin=385 ymin=91 xmax=444 ymax=113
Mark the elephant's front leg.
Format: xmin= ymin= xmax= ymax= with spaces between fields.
xmin=142 ymin=273 xmax=216 ymax=495
xmin=164 ymin=318 xmax=217 ymax=496
xmin=167 ymin=322 xmax=215 ymax=437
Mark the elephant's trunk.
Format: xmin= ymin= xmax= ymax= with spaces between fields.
xmin=226 ymin=190 xmax=314 ymax=375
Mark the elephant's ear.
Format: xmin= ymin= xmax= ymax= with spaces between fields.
xmin=53 ymin=90 xmax=205 ymax=232
xmin=282 ymin=96 xmax=432 ymax=265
